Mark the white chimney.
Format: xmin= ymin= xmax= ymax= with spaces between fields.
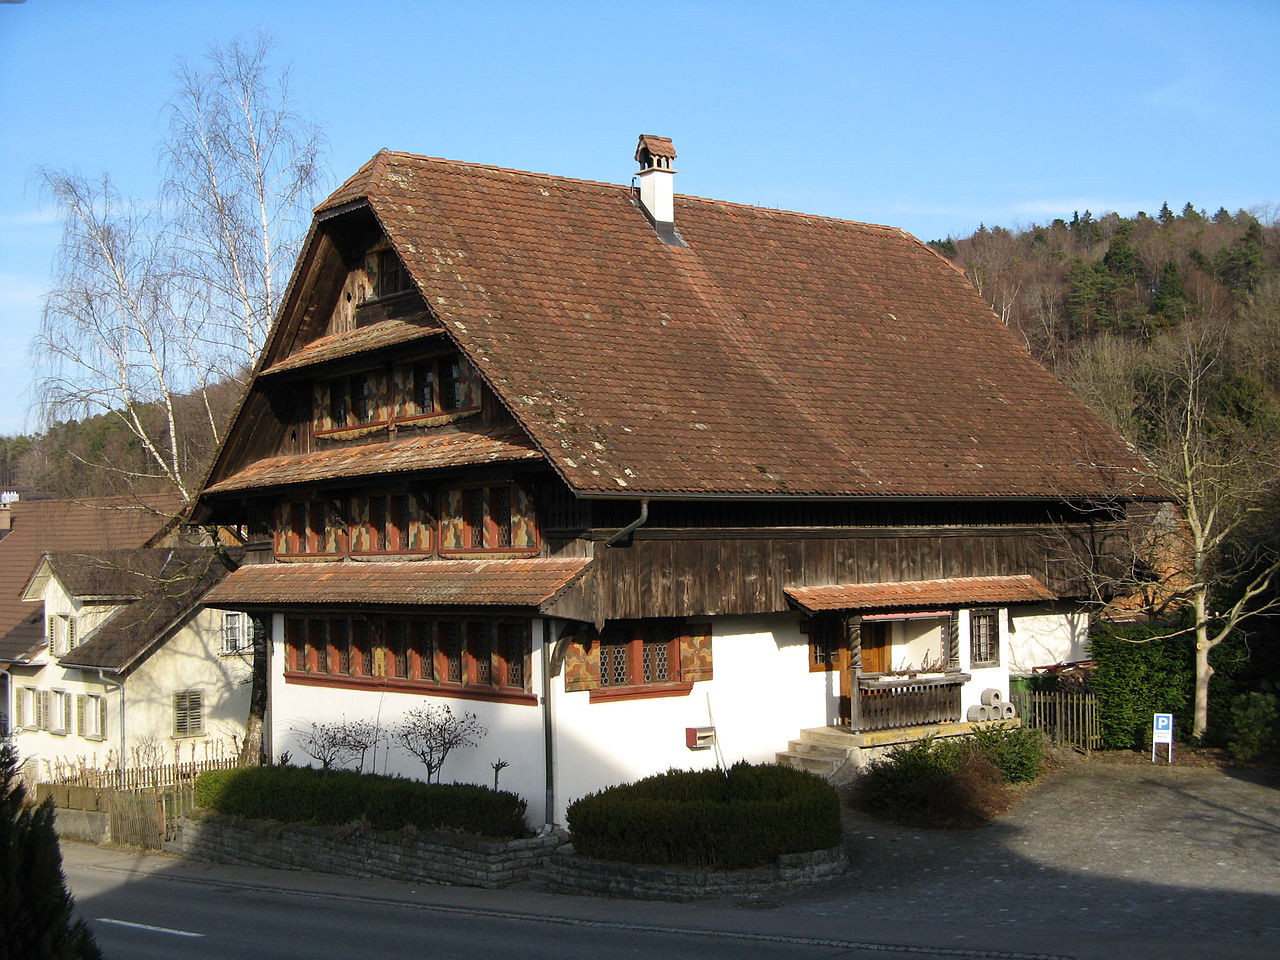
xmin=634 ymin=135 xmax=683 ymax=244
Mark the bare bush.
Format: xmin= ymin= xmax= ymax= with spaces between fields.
xmin=393 ymin=705 xmax=486 ymax=784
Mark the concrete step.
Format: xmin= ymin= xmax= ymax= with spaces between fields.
xmin=775 ymin=750 xmax=843 ymax=775
xmin=785 ymin=739 xmax=850 ymax=759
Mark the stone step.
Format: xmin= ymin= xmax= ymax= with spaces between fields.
xmin=775 ymin=750 xmax=843 ymax=775
xmin=785 ymin=738 xmax=851 ymax=759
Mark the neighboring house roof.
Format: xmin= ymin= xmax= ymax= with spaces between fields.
xmin=0 ymin=497 xmax=181 ymax=663
xmin=205 ymin=425 xmax=542 ymax=495
xmin=203 ymin=558 xmax=591 ymax=610
xmin=50 ymin=547 xmax=241 ymax=673
xmin=785 ymin=575 xmax=1056 ymax=613
xmin=291 ymin=148 xmax=1148 ymax=501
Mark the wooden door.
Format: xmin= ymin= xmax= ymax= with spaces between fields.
xmin=861 ymin=622 xmax=891 ymax=674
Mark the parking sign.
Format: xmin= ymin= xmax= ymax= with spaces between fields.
xmin=1152 ymin=713 xmax=1174 ymax=763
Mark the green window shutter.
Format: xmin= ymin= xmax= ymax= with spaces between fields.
xmin=76 ymin=695 xmax=86 ymax=736
xmin=14 ymin=689 xmax=23 ymax=729
xmin=98 ymin=697 xmax=108 ymax=740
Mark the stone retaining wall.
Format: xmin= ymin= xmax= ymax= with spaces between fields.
xmin=165 ymin=812 xmax=561 ymax=888
xmin=538 ymin=844 xmax=848 ymax=901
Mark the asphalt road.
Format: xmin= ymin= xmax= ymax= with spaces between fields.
xmin=60 ymin=754 xmax=1280 ymax=960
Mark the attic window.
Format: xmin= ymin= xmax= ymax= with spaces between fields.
xmin=373 ymin=249 xmax=412 ymax=300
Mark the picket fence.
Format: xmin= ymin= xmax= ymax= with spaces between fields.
xmin=1010 ymin=691 xmax=1102 ymax=753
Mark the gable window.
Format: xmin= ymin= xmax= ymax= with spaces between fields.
xmin=373 ymin=248 xmax=412 ymax=299
xmin=49 ymin=615 xmax=77 ymax=657
xmin=314 ymin=370 xmax=388 ymax=436
xmin=970 ymin=609 xmax=1000 ymax=668
xmin=563 ymin=620 xmax=714 ymax=703
xmin=439 ymin=483 xmax=538 ymax=555
xmin=78 ymin=694 xmax=106 ymax=741
xmin=283 ymin=615 xmax=532 ymax=704
xmin=173 ymin=690 xmax=204 ymax=738
xmin=392 ymin=354 xmax=481 ymax=422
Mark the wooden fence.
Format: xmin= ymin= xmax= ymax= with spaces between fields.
xmin=45 ymin=756 xmax=239 ymax=791
xmin=1011 ymin=691 xmax=1102 ymax=753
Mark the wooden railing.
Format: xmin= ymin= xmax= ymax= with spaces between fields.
xmin=854 ymin=673 xmax=968 ymax=732
xmin=1011 ymin=691 xmax=1101 ymax=753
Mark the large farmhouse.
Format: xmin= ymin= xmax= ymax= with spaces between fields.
xmin=196 ymin=136 xmax=1147 ymax=823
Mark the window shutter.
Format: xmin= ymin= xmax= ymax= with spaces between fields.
xmin=563 ymin=633 xmax=601 ymax=692
xmin=679 ymin=624 xmax=713 ymax=682
xmin=76 ymin=695 xmax=86 ymax=736
xmin=14 ymin=690 xmax=23 ymax=729
xmin=313 ymin=382 xmax=331 ymax=432
xmin=98 ymin=696 xmax=108 ymax=740
xmin=38 ymin=690 xmax=50 ymax=730
xmin=511 ymin=486 xmax=538 ymax=549
xmin=68 ymin=618 xmax=77 ymax=650
xmin=948 ymin=611 xmax=960 ymax=669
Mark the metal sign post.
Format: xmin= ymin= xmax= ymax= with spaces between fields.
xmin=1152 ymin=713 xmax=1174 ymax=763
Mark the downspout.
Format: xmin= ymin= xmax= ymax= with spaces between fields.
xmin=604 ymin=498 xmax=649 ymax=548
xmin=90 ymin=668 xmax=125 ymax=762
xmin=540 ymin=618 xmax=555 ymax=828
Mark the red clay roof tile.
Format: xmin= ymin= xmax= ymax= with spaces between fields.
xmin=785 ymin=575 xmax=1056 ymax=612
xmin=204 ymin=426 xmax=543 ymax=494
xmin=301 ymin=151 xmax=1148 ymax=500
xmin=204 ymin=557 xmax=591 ymax=608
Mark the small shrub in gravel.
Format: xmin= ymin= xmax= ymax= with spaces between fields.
xmin=966 ymin=723 xmax=1047 ymax=783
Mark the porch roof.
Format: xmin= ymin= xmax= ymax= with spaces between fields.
xmin=202 ymin=557 xmax=592 ymax=610
xmin=785 ymin=575 xmax=1056 ymax=613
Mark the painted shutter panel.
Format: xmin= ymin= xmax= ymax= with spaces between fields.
xmin=511 ymin=486 xmax=538 ymax=549
xmin=563 ymin=634 xmax=601 ymax=692
xmin=313 ymin=382 xmax=331 ymax=432
xmin=679 ymin=624 xmax=714 ymax=682
xmin=440 ymin=489 xmax=465 ymax=551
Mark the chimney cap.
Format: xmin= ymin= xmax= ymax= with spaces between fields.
xmin=635 ymin=134 xmax=677 ymax=166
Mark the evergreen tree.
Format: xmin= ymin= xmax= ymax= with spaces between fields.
xmin=1151 ymin=260 xmax=1187 ymax=327
xmin=1158 ymin=201 xmax=1174 ymax=223
xmin=0 ymin=740 xmax=102 ymax=960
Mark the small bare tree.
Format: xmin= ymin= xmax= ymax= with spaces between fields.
xmin=393 ymin=705 xmax=487 ymax=785
xmin=295 ymin=719 xmax=381 ymax=772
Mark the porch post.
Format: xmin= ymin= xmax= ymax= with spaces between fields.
xmin=846 ymin=614 xmax=863 ymax=731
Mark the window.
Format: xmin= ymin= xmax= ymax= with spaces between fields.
xmin=808 ymin=616 xmax=841 ymax=672
xmin=78 ymin=694 xmax=106 ymax=740
xmin=50 ymin=690 xmax=72 ymax=735
xmin=274 ymin=499 xmax=347 ymax=557
xmin=16 ymin=687 xmax=34 ymax=730
xmin=564 ymin=620 xmax=713 ymax=702
xmin=222 ymin=612 xmax=250 ymax=655
xmin=373 ymin=248 xmax=412 ymax=299
xmin=439 ymin=484 xmax=538 ymax=554
xmin=970 ymin=609 xmax=1000 ymax=668
xmin=283 ymin=615 xmax=531 ymax=703
xmin=174 ymin=690 xmax=204 ymax=737
xmin=50 ymin=615 xmax=77 ymax=656
xmin=315 ymin=370 xmax=387 ymax=435
xmin=393 ymin=354 xmax=481 ymax=422
xmin=24 ymin=688 xmax=51 ymax=731
xmin=350 ymin=492 xmax=431 ymax=555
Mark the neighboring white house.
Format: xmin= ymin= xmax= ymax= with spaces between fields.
xmin=5 ymin=548 xmax=250 ymax=781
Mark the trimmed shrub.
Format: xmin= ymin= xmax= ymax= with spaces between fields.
xmin=1089 ymin=624 xmax=1195 ymax=748
xmin=194 ymin=766 xmax=527 ymax=839
xmin=566 ymin=762 xmax=841 ymax=869
xmin=966 ymin=723 xmax=1047 ymax=783
xmin=1228 ymin=691 xmax=1280 ymax=762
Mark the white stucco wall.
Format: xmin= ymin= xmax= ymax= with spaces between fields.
xmin=1007 ymin=603 xmax=1090 ymax=674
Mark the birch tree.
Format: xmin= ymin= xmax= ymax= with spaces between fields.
xmin=32 ymin=36 xmax=324 ymax=507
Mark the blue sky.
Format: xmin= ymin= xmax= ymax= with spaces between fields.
xmin=1 ymin=0 xmax=1277 ymax=434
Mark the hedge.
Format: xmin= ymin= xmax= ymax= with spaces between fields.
xmin=566 ymin=762 xmax=841 ymax=869
xmin=194 ymin=766 xmax=527 ymax=839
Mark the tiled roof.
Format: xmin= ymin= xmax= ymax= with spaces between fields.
xmin=309 ymin=150 xmax=1149 ymax=500
xmin=0 ymin=498 xmax=178 ymax=663
xmin=785 ymin=575 xmax=1056 ymax=613
xmin=261 ymin=314 xmax=443 ymax=377
xmin=204 ymin=426 xmax=544 ymax=494
xmin=58 ymin=548 xmax=239 ymax=672
xmin=203 ymin=557 xmax=592 ymax=609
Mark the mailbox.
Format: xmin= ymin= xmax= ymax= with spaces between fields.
xmin=685 ymin=726 xmax=716 ymax=750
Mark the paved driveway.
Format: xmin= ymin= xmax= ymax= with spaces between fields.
xmin=769 ymin=753 xmax=1280 ymax=960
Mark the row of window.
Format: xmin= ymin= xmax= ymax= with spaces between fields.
xmin=273 ymin=484 xmax=538 ymax=558
xmin=15 ymin=687 xmax=105 ymax=739
xmin=284 ymin=615 xmax=531 ymax=698
xmin=313 ymin=353 xmax=482 ymax=436
xmin=562 ymin=620 xmax=714 ymax=698
xmin=808 ymin=609 xmax=1001 ymax=671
